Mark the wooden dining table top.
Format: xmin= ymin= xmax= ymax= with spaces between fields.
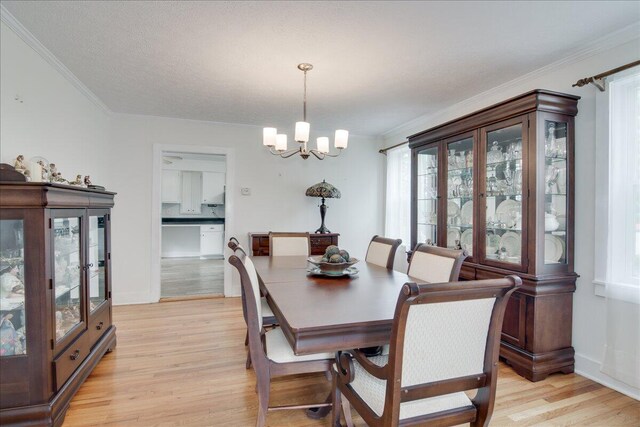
xmin=251 ymin=256 xmax=420 ymax=355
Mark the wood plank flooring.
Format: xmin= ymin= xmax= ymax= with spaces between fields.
xmin=62 ymin=298 xmax=640 ymax=426
xmin=161 ymin=257 xmax=224 ymax=298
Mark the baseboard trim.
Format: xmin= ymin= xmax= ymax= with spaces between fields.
xmin=574 ymin=352 xmax=639 ymax=400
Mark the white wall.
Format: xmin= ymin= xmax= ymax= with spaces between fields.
xmin=109 ymin=114 xmax=384 ymax=303
xmin=383 ymin=31 xmax=640 ymax=399
xmin=0 ymin=21 xmax=111 ymax=185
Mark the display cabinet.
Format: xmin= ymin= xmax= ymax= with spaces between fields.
xmin=409 ymin=90 xmax=579 ymax=381
xmin=0 ymin=181 xmax=116 ymax=426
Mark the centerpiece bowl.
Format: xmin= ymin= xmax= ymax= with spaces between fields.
xmin=307 ymin=255 xmax=359 ymax=276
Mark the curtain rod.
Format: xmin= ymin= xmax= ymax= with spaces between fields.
xmin=379 ymin=140 xmax=408 ymax=155
xmin=573 ymin=60 xmax=640 ymax=91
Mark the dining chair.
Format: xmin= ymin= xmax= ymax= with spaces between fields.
xmin=228 ymin=238 xmax=278 ymax=369
xmin=365 ymin=235 xmax=403 ymax=269
xmin=392 ymin=244 xmax=409 ymax=273
xmin=407 ymin=243 xmax=466 ymax=283
xmin=331 ymin=275 xmax=521 ymax=427
xmin=229 ymin=252 xmax=334 ymax=427
xmin=269 ymin=232 xmax=311 ymax=256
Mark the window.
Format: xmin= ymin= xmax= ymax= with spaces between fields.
xmin=384 ymin=145 xmax=411 ymax=246
xmin=594 ymin=68 xmax=640 ymax=300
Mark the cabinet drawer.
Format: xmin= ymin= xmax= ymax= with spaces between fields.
xmin=89 ymin=307 xmax=111 ymax=348
xmin=310 ymin=236 xmax=333 ymax=247
xmin=53 ymin=332 xmax=90 ymax=390
xmin=201 ymin=224 xmax=224 ymax=232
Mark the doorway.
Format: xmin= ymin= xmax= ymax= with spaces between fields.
xmin=151 ymin=145 xmax=235 ymax=302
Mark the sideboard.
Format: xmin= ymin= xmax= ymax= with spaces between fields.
xmin=249 ymin=232 xmax=339 ymax=256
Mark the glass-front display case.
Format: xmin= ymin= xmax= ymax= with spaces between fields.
xmin=53 ymin=215 xmax=83 ymax=342
xmin=416 ymin=145 xmax=439 ymax=246
xmin=409 ymin=90 xmax=579 ymax=382
xmin=543 ymin=119 xmax=568 ymax=265
xmin=0 ymin=219 xmax=26 ymax=356
xmin=88 ymin=214 xmax=108 ymax=312
xmin=446 ymin=135 xmax=475 ymax=256
xmin=482 ymin=122 xmax=525 ymax=267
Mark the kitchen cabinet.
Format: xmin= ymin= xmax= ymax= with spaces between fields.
xmin=200 ymin=224 xmax=224 ymax=257
xmin=0 ymin=182 xmax=116 ymax=426
xmin=202 ymin=172 xmax=225 ymax=205
xmin=161 ymin=170 xmax=181 ymax=203
xmin=409 ymin=89 xmax=579 ymax=381
xmin=179 ymin=171 xmax=202 ymax=214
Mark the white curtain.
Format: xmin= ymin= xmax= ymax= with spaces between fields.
xmin=384 ymin=145 xmax=411 ymax=250
xmin=600 ymin=69 xmax=640 ymax=388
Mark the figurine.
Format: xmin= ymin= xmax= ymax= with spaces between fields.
xmin=22 ymin=169 xmax=31 ymax=181
xmin=13 ymin=155 xmax=27 ymax=174
xmin=84 ymin=175 xmax=92 ymax=186
xmin=48 ymin=163 xmax=58 ymax=182
xmin=52 ymin=172 xmax=66 ymax=183
xmin=68 ymin=175 xmax=83 ymax=186
xmin=37 ymin=160 xmax=48 ymax=181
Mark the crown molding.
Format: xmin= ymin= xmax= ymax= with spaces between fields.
xmin=1 ymin=4 xmax=111 ymax=115
xmin=382 ymin=21 xmax=640 ymax=140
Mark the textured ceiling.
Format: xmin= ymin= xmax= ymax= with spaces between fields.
xmin=3 ymin=1 xmax=639 ymax=136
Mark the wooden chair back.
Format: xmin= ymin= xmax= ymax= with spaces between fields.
xmin=365 ymin=235 xmax=402 ymax=269
xmin=269 ymin=232 xmax=311 ymax=256
xmin=407 ymin=243 xmax=466 ymax=283
xmin=379 ymin=276 xmax=520 ymax=425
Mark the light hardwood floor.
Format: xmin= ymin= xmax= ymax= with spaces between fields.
xmin=62 ymin=298 xmax=640 ymax=426
xmin=161 ymin=257 xmax=224 ymax=298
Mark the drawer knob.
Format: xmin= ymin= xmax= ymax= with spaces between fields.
xmin=70 ymin=349 xmax=80 ymax=360
xmin=96 ymin=321 xmax=104 ymax=330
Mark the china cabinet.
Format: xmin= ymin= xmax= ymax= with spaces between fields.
xmin=409 ymin=89 xmax=579 ymax=381
xmin=0 ymin=182 xmax=116 ymax=426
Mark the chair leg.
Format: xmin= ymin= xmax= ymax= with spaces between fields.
xmin=246 ymin=348 xmax=252 ymax=369
xmin=331 ymin=373 xmax=343 ymax=427
xmin=341 ymin=394 xmax=354 ymax=427
xmin=256 ymin=379 xmax=270 ymax=427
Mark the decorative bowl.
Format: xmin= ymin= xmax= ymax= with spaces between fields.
xmin=307 ymin=256 xmax=359 ymax=275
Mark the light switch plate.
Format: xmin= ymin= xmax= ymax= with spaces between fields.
xmin=241 ymin=187 xmax=251 ymax=196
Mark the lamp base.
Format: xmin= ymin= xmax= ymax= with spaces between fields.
xmin=314 ymin=225 xmax=331 ymax=234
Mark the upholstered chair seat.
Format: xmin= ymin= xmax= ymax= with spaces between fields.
xmin=347 ymin=354 xmax=472 ymax=420
xmin=265 ymin=327 xmax=333 ymax=364
xmin=269 ymin=232 xmax=311 ymax=256
xmin=407 ymin=244 xmax=466 ymax=283
xmin=365 ymin=235 xmax=402 ymax=269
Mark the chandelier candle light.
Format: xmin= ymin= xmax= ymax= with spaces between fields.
xmin=263 ymin=63 xmax=348 ymax=160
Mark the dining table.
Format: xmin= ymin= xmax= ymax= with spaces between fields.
xmin=252 ymin=255 xmax=421 ymax=356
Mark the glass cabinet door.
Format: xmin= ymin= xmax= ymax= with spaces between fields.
xmin=0 ymin=219 xmax=27 ymax=356
xmin=88 ymin=214 xmax=108 ymax=312
xmin=416 ymin=146 xmax=439 ymax=246
xmin=445 ymin=136 xmax=474 ymax=256
xmin=543 ymin=119 xmax=568 ymax=265
xmin=52 ymin=214 xmax=84 ymax=343
xmin=483 ymin=121 xmax=525 ymax=266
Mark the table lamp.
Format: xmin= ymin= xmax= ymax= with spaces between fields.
xmin=305 ymin=180 xmax=341 ymax=234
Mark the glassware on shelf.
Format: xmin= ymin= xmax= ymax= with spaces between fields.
xmin=545 ymin=123 xmax=557 ymax=157
xmin=53 ymin=217 xmax=82 ymax=341
xmin=487 ymin=141 xmax=504 ymax=163
xmin=448 ymin=149 xmax=456 ymax=168
xmin=0 ymin=219 xmax=27 ymax=356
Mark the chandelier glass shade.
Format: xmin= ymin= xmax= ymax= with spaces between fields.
xmin=262 ymin=63 xmax=348 ymax=160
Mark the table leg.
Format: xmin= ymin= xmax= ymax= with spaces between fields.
xmin=305 ymin=391 xmax=332 ymax=419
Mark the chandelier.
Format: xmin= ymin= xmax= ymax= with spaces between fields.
xmin=262 ymin=63 xmax=348 ymax=160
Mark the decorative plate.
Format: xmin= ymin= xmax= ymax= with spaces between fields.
xmin=447 ymin=228 xmax=461 ymax=248
xmin=544 ymin=234 xmax=564 ymax=263
xmin=499 ymin=231 xmax=522 ymax=257
xmin=307 ymin=266 xmax=359 ymax=277
xmin=495 ymin=199 xmax=521 ymax=222
xmin=460 ymin=200 xmax=473 ymax=225
xmin=460 ymin=229 xmax=473 ymax=255
xmin=447 ymin=200 xmax=460 ymax=217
